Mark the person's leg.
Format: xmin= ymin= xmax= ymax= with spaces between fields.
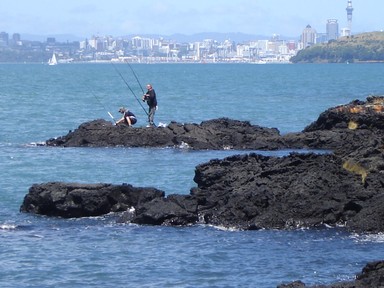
xmin=149 ymin=107 xmax=156 ymax=126
xmin=126 ymin=116 xmax=132 ymax=126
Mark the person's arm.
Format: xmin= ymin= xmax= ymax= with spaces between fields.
xmin=142 ymin=91 xmax=149 ymax=101
xmin=115 ymin=117 xmax=124 ymax=125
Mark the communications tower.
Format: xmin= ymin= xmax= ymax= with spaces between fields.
xmin=346 ymin=0 xmax=354 ymax=34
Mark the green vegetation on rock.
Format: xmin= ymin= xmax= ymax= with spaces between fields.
xmin=290 ymin=31 xmax=384 ymax=63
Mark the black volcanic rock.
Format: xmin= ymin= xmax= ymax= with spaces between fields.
xmin=20 ymin=182 xmax=165 ymax=218
xmin=20 ymin=96 xmax=384 ymax=288
xmin=46 ymin=118 xmax=281 ymax=150
xmin=277 ymin=260 xmax=384 ymax=288
xmin=304 ymin=96 xmax=384 ymax=132
xmin=191 ymin=152 xmax=384 ymax=231
xmin=281 ymin=97 xmax=384 ymax=152
xmin=131 ymin=195 xmax=198 ymax=226
xmin=20 ymin=181 xmax=201 ymax=226
xmin=20 ymin=151 xmax=384 ymax=233
xmin=23 ymin=96 xmax=384 ymax=232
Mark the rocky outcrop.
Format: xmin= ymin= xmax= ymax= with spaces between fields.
xmin=304 ymin=96 xmax=384 ymax=132
xmin=45 ymin=96 xmax=384 ymax=153
xmin=20 ymin=182 xmax=199 ymax=225
xmin=281 ymin=96 xmax=384 ymax=155
xmin=191 ymin=152 xmax=384 ymax=231
xmin=277 ymin=260 xmax=384 ymax=288
xmin=20 ymin=182 xmax=165 ymax=218
xmin=22 ymin=96 xmax=384 ymax=233
xmin=46 ymin=118 xmax=281 ymax=150
xmin=20 ymin=151 xmax=384 ymax=232
xmin=20 ymin=96 xmax=384 ymax=288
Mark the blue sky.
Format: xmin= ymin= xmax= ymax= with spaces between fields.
xmin=0 ymin=0 xmax=382 ymax=38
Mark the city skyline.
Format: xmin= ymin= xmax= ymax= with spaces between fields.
xmin=1 ymin=1 xmax=383 ymax=40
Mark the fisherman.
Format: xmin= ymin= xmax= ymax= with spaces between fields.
xmin=115 ymin=107 xmax=137 ymax=126
xmin=142 ymin=84 xmax=157 ymax=127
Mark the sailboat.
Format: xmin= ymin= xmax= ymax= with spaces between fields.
xmin=48 ymin=53 xmax=58 ymax=65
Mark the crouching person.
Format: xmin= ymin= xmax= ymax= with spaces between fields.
xmin=116 ymin=107 xmax=137 ymax=126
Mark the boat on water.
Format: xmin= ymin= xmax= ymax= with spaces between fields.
xmin=48 ymin=53 xmax=58 ymax=65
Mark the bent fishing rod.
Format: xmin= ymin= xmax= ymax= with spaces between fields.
xmin=111 ymin=63 xmax=148 ymax=116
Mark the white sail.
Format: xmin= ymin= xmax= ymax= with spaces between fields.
xmin=48 ymin=53 xmax=58 ymax=65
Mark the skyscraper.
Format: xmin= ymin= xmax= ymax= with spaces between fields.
xmin=0 ymin=31 xmax=9 ymax=46
xmin=301 ymin=25 xmax=317 ymax=48
xmin=326 ymin=19 xmax=339 ymax=41
xmin=346 ymin=0 xmax=354 ymax=35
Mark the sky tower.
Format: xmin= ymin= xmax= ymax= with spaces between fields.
xmin=346 ymin=0 xmax=354 ymax=34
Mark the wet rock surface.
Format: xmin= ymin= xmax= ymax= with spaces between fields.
xmin=277 ymin=260 xmax=384 ymax=288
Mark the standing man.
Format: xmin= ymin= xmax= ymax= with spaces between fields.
xmin=142 ymin=84 xmax=157 ymax=127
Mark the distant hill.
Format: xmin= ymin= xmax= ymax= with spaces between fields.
xmin=290 ymin=31 xmax=384 ymax=63
xmin=167 ymin=32 xmax=297 ymax=43
xmin=21 ymin=32 xmax=297 ymax=43
xmin=128 ymin=32 xmax=297 ymax=43
xmin=21 ymin=33 xmax=84 ymax=42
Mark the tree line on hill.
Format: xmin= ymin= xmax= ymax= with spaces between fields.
xmin=290 ymin=32 xmax=384 ymax=63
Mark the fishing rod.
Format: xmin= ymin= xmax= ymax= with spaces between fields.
xmin=111 ymin=62 xmax=148 ymax=116
xmin=125 ymin=61 xmax=145 ymax=94
xmin=90 ymin=89 xmax=116 ymax=124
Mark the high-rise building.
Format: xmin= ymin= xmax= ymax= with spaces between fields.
xmin=47 ymin=37 xmax=56 ymax=45
xmin=346 ymin=0 xmax=353 ymax=35
xmin=301 ymin=25 xmax=317 ymax=48
xmin=11 ymin=33 xmax=21 ymax=46
xmin=326 ymin=19 xmax=339 ymax=41
xmin=0 ymin=31 xmax=9 ymax=46
xmin=12 ymin=33 xmax=21 ymax=42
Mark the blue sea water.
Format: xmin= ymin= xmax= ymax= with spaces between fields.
xmin=1 ymin=63 xmax=384 ymax=287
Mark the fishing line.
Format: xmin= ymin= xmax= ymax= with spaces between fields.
xmin=90 ymin=89 xmax=116 ymax=124
xmin=125 ymin=61 xmax=145 ymax=94
xmin=111 ymin=63 xmax=148 ymax=116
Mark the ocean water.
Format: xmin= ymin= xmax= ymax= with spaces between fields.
xmin=1 ymin=63 xmax=384 ymax=288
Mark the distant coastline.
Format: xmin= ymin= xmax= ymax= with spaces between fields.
xmin=1 ymin=31 xmax=382 ymax=64
xmin=291 ymin=31 xmax=384 ymax=63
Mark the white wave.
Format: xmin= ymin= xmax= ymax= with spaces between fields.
xmin=198 ymin=223 xmax=241 ymax=232
xmin=178 ymin=141 xmax=191 ymax=149
xmin=0 ymin=224 xmax=17 ymax=230
xmin=210 ymin=225 xmax=241 ymax=232
xmin=26 ymin=141 xmax=46 ymax=147
xmin=350 ymin=232 xmax=384 ymax=243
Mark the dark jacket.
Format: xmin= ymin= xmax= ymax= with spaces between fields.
xmin=144 ymin=89 xmax=157 ymax=107
xmin=124 ymin=111 xmax=137 ymax=125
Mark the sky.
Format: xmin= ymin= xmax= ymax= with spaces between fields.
xmin=0 ymin=0 xmax=383 ymax=39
